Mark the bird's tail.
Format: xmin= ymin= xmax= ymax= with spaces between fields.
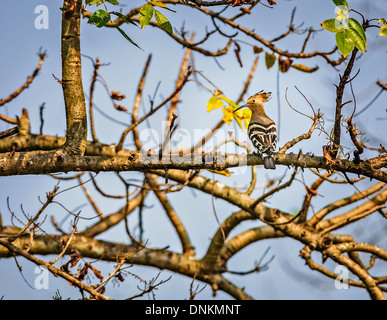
xmin=263 ymin=154 xmax=276 ymax=170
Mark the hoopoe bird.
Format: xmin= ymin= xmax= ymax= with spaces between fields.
xmin=234 ymin=91 xmax=277 ymax=169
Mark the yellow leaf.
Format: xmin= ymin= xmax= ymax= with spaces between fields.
xmin=208 ymin=169 xmax=231 ymax=177
xmin=222 ymin=106 xmax=234 ymax=124
xmin=292 ymin=64 xmax=319 ymax=73
xmin=378 ymin=24 xmax=387 ymax=36
xmin=150 ymin=0 xmax=176 ymax=12
xmin=151 ymin=0 xmax=167 ymax=8
xmin=207 ymin=96 xmax=224 ymax=112
xmin=218 ymin=95 xmax=236 ymax=108
xmin=233 ymin=108 xmax=251 ymax=129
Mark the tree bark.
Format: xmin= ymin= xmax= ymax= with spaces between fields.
xmin=61 ymin=0 xmax=87 ymax=155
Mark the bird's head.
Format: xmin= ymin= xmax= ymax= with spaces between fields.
xmin=234 ymin=91 xmax=271 ymax=113
xmin=247 ymin=91 xmax=272 ymax=104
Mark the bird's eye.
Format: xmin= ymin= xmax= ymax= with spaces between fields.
xmin=252 ymin=99 xmax=255 ymax=102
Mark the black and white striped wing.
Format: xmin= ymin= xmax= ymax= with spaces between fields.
xmin=248 ymin=122 xmax=277 ymax=154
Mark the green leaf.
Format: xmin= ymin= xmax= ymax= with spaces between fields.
xmin=265 ymin=52 xmax=276 ymax=69
xmin=139 ymin=3 xmax=154 ymax=29
xmin=332 ymin=0 xmax=348 ymax=8
xmin=321 ymin=18 xmax=345 ymax=33
xmin=107 ymin=0 xmax=119 ymax=4
xmin=88 ymin=9 xmax=108 ymax=20
xmin=347 ymin=18 xmax=367 ymax=52
xmin=114 ymin=26 xmax=142 ymax=50
xmin=110 ymin=11 xmax=138 ymax=27
xmin=336 ymin=30 xmax=354 ymax=57
xmin=154 ymin=10 xmax=173 ymax=35
xmin=378 ymin=18 xmax=387 ymax=25
xmin=88 ymin=10 xmax=111 ymax=28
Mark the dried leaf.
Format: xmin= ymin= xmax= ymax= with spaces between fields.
xmin=278 ymin=55 xmax=293 ymax=72
xmin=227 ymin=0 xmax=254 ymax=7
xmin=265 ymin=52 xmax=276 ymax=69
xmin=114 ymin=103 xmax=128 ymax=112
xmin=240 ymin=8 xmax=251 ymax=14
xmin=111 ymin=91 xmax=126 ymax=101
xmin=115 ymin=272 xmax=125 ymax=282
xmin=97 ymin=286 xmax=106 ymax=294
xmin=87 ymin=262 xmax=104 ymax=281
xmin=69 ymin=249 xmax=82 ymax=268
xmin=266 ymin=179 xmax=275 ymax=188
xmin=323 ymin=145 xmax=335 ymax=165
xmin=234 ymin=42 xmax=243 ymax=68
xmin=305 ymin=186 xmax=318 ymax=196
xmin=78 ymin=264 xmax=89 ymax=281
xmin=60 ymin=262 xmax=70 ymax=274
xmin=253 ymin=46 xmax=263 ymax=54
xmin=292 ymin=64 xmax=319 ymax=73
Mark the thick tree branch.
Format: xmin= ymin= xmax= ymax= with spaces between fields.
xmin=0 ymin=232 xmax=251 ymax=299
xmin=61 ymin=0 xmax=87 ymax=155
xmin=0 ymin=238 xmax=111 ymax=300
xmin=307 ymin=181 xmax=386 ymax=228
xmin=0 ymin=150 xmax=386 ymax=182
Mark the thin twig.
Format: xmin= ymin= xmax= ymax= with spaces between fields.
xmin=116 ymin=68 xmax=193 ymax=152
xmin=15 ymin=185 xmax=58 ymax=238
xmin=0 ymin=127 xmax=19 ymax=140
xmin=0 ymin=51 xmax=46 ymax=107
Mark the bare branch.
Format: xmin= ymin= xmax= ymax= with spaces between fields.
xmin=0 ymin=51 xmax=46 ymax=107
xmin=116 ymin=68 xmax=193 ymax=152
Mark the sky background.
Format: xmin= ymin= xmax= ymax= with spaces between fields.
xmin=0 ymin=0 xmax=387 ymax=300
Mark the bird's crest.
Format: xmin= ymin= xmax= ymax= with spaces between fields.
xmin=248 ymin=91 xmax=272 ymax=102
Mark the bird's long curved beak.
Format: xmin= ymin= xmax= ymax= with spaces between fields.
xmin=233 ymin=104 xmax=247 ymax=113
